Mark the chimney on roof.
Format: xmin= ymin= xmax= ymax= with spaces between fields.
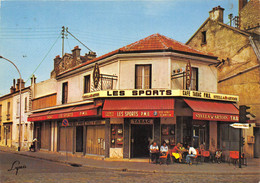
xmin=10 ymin=79 xmax=16 ymax=93
xmin=30 ymin=74 xmax=36 ymax=85
xmin=16 ymin=78 xmax=25 ymax=91
xmin=209 ymin=6 xmax=224 ymax=22
xmin=239 ymin=0 xmax=248 ymax=13
xmin=85 ymin=51 xmax=97 ymax=60
xmin=72 ymin=46 xmax=81 ymax=63
xmin=54 ymin=55 xmax=61 ymax=73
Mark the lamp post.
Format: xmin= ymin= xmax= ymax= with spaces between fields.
xmin=0 ymin=56 xmax=22 ymax=151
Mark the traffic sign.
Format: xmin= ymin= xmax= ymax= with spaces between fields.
xmin=62 ymin=119 xmax=69 ymax=127
xmin=230 ymin=123 xmax=249 ymax=129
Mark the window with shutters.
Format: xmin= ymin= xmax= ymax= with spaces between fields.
xmin=62 ymin=82 xmax=68 ymax=104
xmin=135 ymin=65 xmax=151 ymax=89
xmin=190 ymin=67 xmax=198 ymax=91
xmin=84 ymin=75 xmax=90 ymax=94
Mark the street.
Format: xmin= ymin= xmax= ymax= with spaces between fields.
xmin=0 ymin=151 xmax=259 ymax=183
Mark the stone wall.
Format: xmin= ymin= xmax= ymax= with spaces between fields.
xmin=240 ymin=0 xmax=260 ymax=34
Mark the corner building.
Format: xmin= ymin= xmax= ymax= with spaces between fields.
xmin=28 ymin=34 xmax=239 ymax=160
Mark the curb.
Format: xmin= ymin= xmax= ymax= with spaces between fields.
xmin=1 ymin=149 xmax=259 ymax=175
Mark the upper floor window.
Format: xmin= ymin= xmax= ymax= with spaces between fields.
xmin=24 ymin=97 xmax=28 ymax=112
xmin=16 ymin=98 xmax=20 ymax=117
xmin=135 ymin=65 xmax=151 ymax=89
xmin=7 ymin=102 xmax=10 ymax=120
xmin=190 ymin=67 xmax=198 ymax=91
xmin=62 ymin=82 xmax=68 ymax=104
xmin=202 ymin=31 xmax=207 ymax=44
xmin=84 ymin=75 xmax=90 ymax=94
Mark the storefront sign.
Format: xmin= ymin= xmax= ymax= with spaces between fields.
xmin=102 ymin=110 xmax=174 ymax=118
xmin=230 ymin=123 xmax=249 ymax=129
xmin=193 ymin=112 xmax=239 ymax=122
xmin=93 ymin=63 xmax=100 ymax=88
xmin=131 ymin=119 xmax=154 ymax=124
xmin=83 ymin=89 xmax=239 ymax=102
xmin=28 ymin=109 xmax=98 ymax=122
xmin=85 ymin=120 xmax=105 ymax=125
xmin=186 ymin=61 xmax=192 ymax=88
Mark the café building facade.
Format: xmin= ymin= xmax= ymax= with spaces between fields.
xmin=28 ymin=34 xmax=239 ymax=159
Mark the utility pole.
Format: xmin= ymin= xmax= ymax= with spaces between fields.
xmin=61 ymin=26 xmax=65 ymax=57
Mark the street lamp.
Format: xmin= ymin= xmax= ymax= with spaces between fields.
xmin=0 ymin=56 xmax=22 ymax=151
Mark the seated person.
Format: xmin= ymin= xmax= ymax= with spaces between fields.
xmin=186 ymin=145 xmax=197 ymax=165
xmin=150 ymin=141 xmax=159 ymax=163
xmin=215 ymin=149 xmax=222 ymax=163
xmin=179 ymin=143 xmax=188 ymax=158
xmin=29 ymin=138 xmax=37 ymax=152
xmin=171 ymin=143 xmax=182 ymax=162
xmin=160 ymin=141 xmax=168 ymax=156
xmin=199 ymin=144 xmax=205 ymax=154
xmin=160 ymin=142 xmax=171 ymax=164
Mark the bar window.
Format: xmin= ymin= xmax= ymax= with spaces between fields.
xmin=84 ymin=75 xmax=90 ymax=94
xmin=135 ymin=65 xmax=151 ymax=89
xmin=190 ymin=67 xmax=198 ymax=91
xmin=62 ymin=82 xmax=68 ymax=104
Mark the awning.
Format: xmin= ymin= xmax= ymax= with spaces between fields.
xmin=184 ymin=99 xmax=239 ymax=122
xmin=28 ymin=104 xmax=100 ymax=122
xmin=102 ymin=98 xmax=174 ymax=118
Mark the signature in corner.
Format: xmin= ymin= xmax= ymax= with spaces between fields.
xmin=8 ymin=160 xmax=27 ymax=175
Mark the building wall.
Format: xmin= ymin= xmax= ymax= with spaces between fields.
xmin=171 ymin=57 xmax=217 ymax=92
xmin=240 ymin=0 xmax=260 ymax=34
xmin=34 ymin=78 xmax=57 ymax=99
xmin=0 ymin=96 xmax=13 ymax=147
xmin=12 ymin=90 xmax=33 ymax=150
xmin=187 ymin=18 xmax=260 ymax=158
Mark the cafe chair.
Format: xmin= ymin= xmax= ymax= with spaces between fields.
xmin=190 ymin=149 xmax=201 ymax=165
xmin=229 ymin=151 xmax=247 ymax=166
xmin=159 ymin=152 xmax=170 ymax=165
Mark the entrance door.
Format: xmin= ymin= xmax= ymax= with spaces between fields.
xmin=76 ymin=126 xmax=83 ymax=152
xmin=35 ymin=127 xmax=41 ymax=150
xmin=131 ymin=125 xmax=152 ymax=158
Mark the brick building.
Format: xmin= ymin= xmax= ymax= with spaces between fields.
xmin=186 ymin=0 xmax=260 ymax=158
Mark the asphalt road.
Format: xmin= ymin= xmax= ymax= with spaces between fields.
xmin=0 ymin=151 xmax=258 ymax=183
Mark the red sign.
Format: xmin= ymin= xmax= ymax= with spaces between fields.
xmin=102 ymin=110 xmax=174 ymax=118
xmin=62 ymin=119 xmax=69 ymax=127
xmin=193 ymin=112 xmax=239 ymax=122
xmin=28 ymin=109 xmax=98 ymax=122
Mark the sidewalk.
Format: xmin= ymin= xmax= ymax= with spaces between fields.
xmin=1 ymin=146 xmax=259 ymax=175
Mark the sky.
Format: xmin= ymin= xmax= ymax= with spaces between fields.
xmin=0 ymin=0 xmax=238 ymax=96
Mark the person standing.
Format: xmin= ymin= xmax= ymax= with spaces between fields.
xmin=186 ymin=145 xmax=197 ymax=165
xmin=150 ymin=141 xmax=159 ymax=164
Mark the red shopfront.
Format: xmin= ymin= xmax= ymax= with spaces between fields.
xmin=102 ymin=98 xmax=175 ymax=158
xmin=175 ymin=99 xmax=239 ymax=152
xmin=102 ymin=97 xmax=239 ymax=159
xmin=28 ymin=103 xmax=103 ymax=155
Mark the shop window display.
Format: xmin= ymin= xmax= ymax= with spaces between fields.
xmin=111 ymin=124 xmax=123 ymax=148
xmin=161 ymin=124 xmax=175 ymax=148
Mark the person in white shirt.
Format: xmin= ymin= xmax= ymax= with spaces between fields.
xmin=160 ymin=142 xmax=171 ymax=164
xmin=150 ymin=141 xmax=159 ymax=163
xmin=160 ymin=142 xmax=168 ymax=156
xmin=186 ymin=145 xmax=197 ymax=164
